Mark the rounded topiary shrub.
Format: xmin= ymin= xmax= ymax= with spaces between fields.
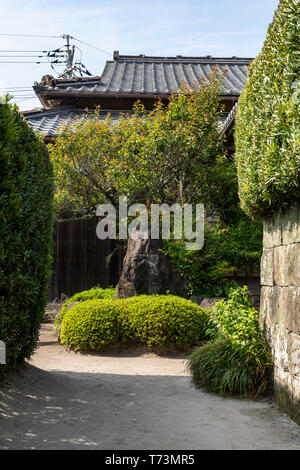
xmin=235 ymin=0 xmax=300 ymax=217
xmin=0 ymin=101 xmax=53 ymax=369
xmin=60 ymin=295 xmax=210 ymax=352
xmin=124 ymin=295 xmax=210 ymax=351
xmin=60 ymin=299 xmax=126 ymax=351
xmin=55 ymin=287 xmax=115 ymax=329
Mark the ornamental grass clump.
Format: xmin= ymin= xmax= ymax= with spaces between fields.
xmin=188 ymin=287 xmax=274 ymax=397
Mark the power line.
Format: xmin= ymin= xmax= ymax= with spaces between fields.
xmin=0 ymin=50 xmax=49 ymax=53
xmin=0 ymin=33 xmax=111 ymax=55
xmin=0 ymin=33 xmax=60 ymax=38
xmin=0 ymin=87 xmax=32 ymax=90
xmin=0 ymin=33 xmax=110 ymax=78
xmin=1 ymin=95 xmax=34 ymax=97
xmin=0 ymin=55 xmax=48 ymax=58
xmin=0 ymin=92 xmax=33 ymax=95
xmin=13 ymin=97 xmax=38 ymax=102
xmin=0 ymin=91 xmax=35 ymax=95
xmin=0 ymin=93 xmax=36 ymax=97
xmin=72 ymin=36 xmax=111 ymax=56
xmin=0 ymin=61 xmax=62 ymax=63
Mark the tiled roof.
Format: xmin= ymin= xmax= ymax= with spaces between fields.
xmin=35 ymin=53 xmax=252 ymax=97
xmin=220 ymin=102 xmax=238 ymax=137
xmin=23 ymin=107 xmax=123 ymax=137
xmin=23 ymin=105 xmax=229 ymax=138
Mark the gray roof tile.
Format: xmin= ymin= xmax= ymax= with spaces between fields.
xmin=23 ymin=107 xmax=123 ymax=136
xmin=36 ymin=54 xmax=252 ymax=97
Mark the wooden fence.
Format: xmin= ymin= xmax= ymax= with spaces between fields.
xmin=48 ymin=218 xmax=123 ymax=300
xmin=47 ymin=219 xmax=261 ymax=305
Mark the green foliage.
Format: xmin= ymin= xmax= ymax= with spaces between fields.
xmin=60 ymin=295 xmax=210 ymax=352
xmin=123 ymin=295 xmax=211 ymax=351
xmin=60 ymin=299 xmax=124 ymax=351
xmin=0 ymin=101 xmax=54 ymax=370
xmin=235 ymin=0 xmax=300 ymax=217
xmin=50 ymin=73 xmax=229 ymax=216
xmin=54 ymin=287 xmax=115 ymax=330
xmin=210 ymin=287 xmax=268 ymax=347
xmin=188 ymin=287 xmax=274 ymax=397
xmin=163 ymin=218 xmax=262 ymax=296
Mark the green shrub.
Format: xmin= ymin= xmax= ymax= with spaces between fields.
xmin=124 ymin=295 xmax=211 ymax=351
xmin=164 ymin=218 xmax=262 ymax=296
xmin=54 ymin=287 xmax=115 ymax=329
xmin=60 ymin=295 xmax=210 ymax=352
xmin=60 ymin=299 xmax=125 ymax=351
xmin=0 ymin=101 xmax=53 ymax=370
xmin=188 ymin=287 xmax=274 ymax=397
xmin=235 ymin=0 xmax=300 ymax=217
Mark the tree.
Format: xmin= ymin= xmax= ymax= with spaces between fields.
xmin=51 ymin=70 xmax=233 ymax=217
xmin=51 ymin=70 xmax=250 ymax=296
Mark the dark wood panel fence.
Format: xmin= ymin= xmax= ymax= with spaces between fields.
xmin=48 ymin=219 xmax=123 ymax=300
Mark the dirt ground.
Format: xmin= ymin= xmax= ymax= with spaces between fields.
xmin=0 ymin=323 xmax=299 ymax=450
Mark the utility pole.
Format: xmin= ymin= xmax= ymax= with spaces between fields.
xmin=61 ymin=34 xmax=75 ymax=78
xmin=46 ymin=33 xmax=92 ymax=79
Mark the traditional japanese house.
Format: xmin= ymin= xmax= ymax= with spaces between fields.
xmin=23 ymin=52 xmax=250 ymax=145
xmin=22 ymin=52 xmax=252 ymax=300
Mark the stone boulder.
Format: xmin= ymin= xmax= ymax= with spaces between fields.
xmin=116 ymin=236 xmax=187 ymax=298
xmin=190 ymin=296 xmax=224 ymax=309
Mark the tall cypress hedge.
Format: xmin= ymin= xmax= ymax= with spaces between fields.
xmin=0 ymin=101 xmax=54 ymax=370
xmin=235 ymin=0 xmax=300 ymax=217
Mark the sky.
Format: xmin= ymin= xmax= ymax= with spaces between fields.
xmin=0 ymin=0 xmax=279 ymax=110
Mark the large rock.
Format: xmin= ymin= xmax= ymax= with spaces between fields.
xmin=116 ymin=236 xmax=187 ymax=298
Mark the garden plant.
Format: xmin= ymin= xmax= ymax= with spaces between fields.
xmin=188 ymin=287 xmax=274 ymax=397
xmin=59 ymin=294 xmax=211 ymax=353
xmin=0 ymin=100 xmax=53 ymax=371
xmin=235 ymin=0 xmax=300 ymax=217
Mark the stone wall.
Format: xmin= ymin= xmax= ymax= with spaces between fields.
xmin=260 ymin=203 xmax=300 ymax=424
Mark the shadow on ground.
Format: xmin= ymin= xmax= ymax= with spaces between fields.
xmin=0 ymin=363 xmax=299 ymax=450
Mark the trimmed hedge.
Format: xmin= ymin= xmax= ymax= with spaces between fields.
xmin=188 ymin=287 xmax=274 ymax=397
xmin=60 ymin=299 xmax=125 ymax=351
xmin=0 ymin=101 xmax=54 ymax=369
xmin=235 ymin=0 xmax=300 ymax=217
xmin=124 ymin=295 xmax=211 ymax=350
xmin=55 ymin=287 xmax=115 ymax=329
xmin=60 ymin=295 xmax=210 ymax=352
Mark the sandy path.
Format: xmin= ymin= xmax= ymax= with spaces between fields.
xmin=0 ymin=323 xmax=299 ymax=450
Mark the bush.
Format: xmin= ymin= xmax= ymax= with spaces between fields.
xmin=164 ymin=218 xmax=262 ymax=296
xmin=235 ymin=0 xmax=300 ymax=217
xmin=60 ymin=295 xmax=210 ymax=352
xmin=124 ymin=295 xmax=211 ymax=351
xmin=188 ymin=287 xmax=274 ymax=397
xmin=0 ymin=101 xmax=53 ymax=370
xmin=60 ymin=299 xmax=125 ymax=351
xmin=55 ymin=287 xmax=115 ymax=329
